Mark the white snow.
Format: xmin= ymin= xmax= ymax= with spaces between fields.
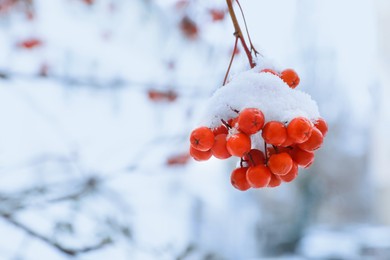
xmin=201 ymin=60 xmax=320 ymax=129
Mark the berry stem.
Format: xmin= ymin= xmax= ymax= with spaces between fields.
xmin=221 ymin=119 xmax=232 ymax=129
xmin=264 ymin=141 xmax=268 ymax=162
xmin=230 ymin=107 xmax=240 ymax=114
xmin=226 ymin=0 xmax=256 ymax=68
xmin=240 ymin=157 xmax=244 ymax=168
xmin=223 ymin=36 xmax=238 ymax=86
xmin=235 ymin=0 xmax=260 ymax=57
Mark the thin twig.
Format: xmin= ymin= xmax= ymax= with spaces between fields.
xmin=235 ymin=0 xmax=260 ymax=56
xmin=223 ymin=36 xmax=238 ymax=86
xmin=226 ymin=0 xmax=255 ymax=68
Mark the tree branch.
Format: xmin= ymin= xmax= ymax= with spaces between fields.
xmin=0 ymin=213 xmax=112 ymax=257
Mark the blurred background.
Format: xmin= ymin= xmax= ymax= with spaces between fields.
xmin=0 ymin=0 xmax=390 ymax=259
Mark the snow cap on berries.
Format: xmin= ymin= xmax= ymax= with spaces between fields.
xmin=201 ymin=67 xmax=320 ymax=128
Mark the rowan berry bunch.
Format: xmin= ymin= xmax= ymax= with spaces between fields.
xmin=188 ymin=1 xmax=327 ymax=191
xmin=189 ymin=69 xmax=328 ymax=191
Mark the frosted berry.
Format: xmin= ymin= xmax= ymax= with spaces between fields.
xmin=226 ymin=133 xmax=251 ymax=157
xmin=243 ymin=149 xmax=266 ymax=167
xmin=287 ymin=117 xmax=313 ymax=144
xmin=314 ymin=118 xmax=328 ymax=137
xmin=190 ymin=127 xmax=214 ymax=151
xmin=190 ymin=146 xmax=212 ymax=161
xmin=211 ymin=134 xmax=231 ymax=159
xmin=291 ymin=147 xmax=314 ymax=168
xmin=281 ymin=69 xmax=300 ymax=89
xmin=279 ymin=162 xmax=298 ymax=182
xmin=231 ymin=167 xmax=250 ymax=191
xmin=298 ymin=127 xmax=323 ymax=151
xmin=262 ymin=121 xmax=287 ymax=146
xmin=246 ymin=165 xmax=272 ymax=188
xmin=267 ymin=152 xmax=293 ymax=176
xmin=237 ymin=108 xmax=265 ymax=135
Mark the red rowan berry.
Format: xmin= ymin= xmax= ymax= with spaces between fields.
xmin=281 ymin=135 xmax=295 ymax=147
xmin=287 ymin=117 xmax=313 ymax=144
xmin=298 ymin=127 xmax=323 ymax=151
xmin=231 ymin=167 xmax=250 ymax=191
xmin=190 ymin=127 xmax=214 ymax=151
xmin=262 ymin=121 xmax=287 ymax=146
xmin=237 ymin=108 xmax=265 ymax=135
xmin=314 ymin=117 xmax=328 ymax=137
xmin=291 ymin=147 xmax=314 ymax=168
xmin=226 ymin=133 xmax=251 ymax=157
xmin=243 ymin=149 xmax=266 ymax=167
xmin=278 ymin=162 xmax=298 ymax=182
xmin=189 ymin=146 xmax=212 ymax=161
xmin=281 ymin=69 xmax=300 ymax=89
xmin=246 ymin=165 xmax=272 ymax=188
xmin=211 ymin=134 xmax=231 ymax=159
xmin=268 ymin=174 xmax=282 ymax=187
xmin=267 ymin=152 xmax=293 ymax=176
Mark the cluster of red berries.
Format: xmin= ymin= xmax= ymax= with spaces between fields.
xmin=189 ymin=108 xmax=328 ymax=191
xmin=189 ymin=68 xmax=327 ymax=190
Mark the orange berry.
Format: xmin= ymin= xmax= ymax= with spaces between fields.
xmin=212 ymin=125 xmax=228 ymax=136
xmin=268 ymin=174 xmax=282 ymax=187
xmin=246 ymin=165 xmax=272 ymax=188
xmin=287 ymin=117 xmax=313 ymax=144
xmin=190 ymin=127 xmax=214 ymax=151
xmin=280 ymin=69 xmax=300 ymax=89
xmin=231 ymin=167 xmax=250 ymax=191
xmin=279 ymin=162 xmax=298 ymax=182
xmin=211 ymin=134 xmax=231 ymax=159
xmin=314 ymin=117 xmax=328 ymax=137
xmin=189 ymin=146 xmax=212 ymax=161
xmin=243 ymin=149 xmax=266 ymax=166
xmin=298 ymin=127 xmax=323 ymax=151
xmin=291 ymin=147 xmax=314 ymax=168
xmin=280 ymin=135 xmax=295 ymax=147
xmin=260 ymin=68 xmax=279 ymax=76
xmin=267 ymin=152 xmax=293 ymax=176
xmin=226 ymin=133 xmax=251 ymax=157
xmin=237 ymin=108 xmax=265 ymax=135
xmin=262 ymin=121 xmax=287 ymax=145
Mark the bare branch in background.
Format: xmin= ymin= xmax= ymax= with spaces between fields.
xmin=0 ymin=213 xmax=112 ymax=256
